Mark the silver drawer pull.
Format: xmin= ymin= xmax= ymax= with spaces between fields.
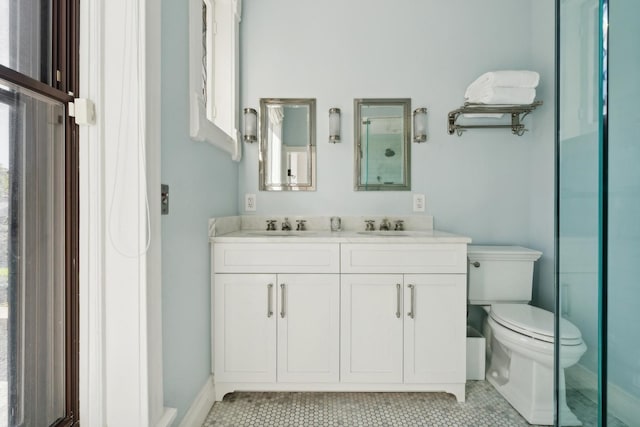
xmin=407 ymin=284 xmax=415 ymax=319
xmin=280 ymin=283 xmax=286 ymax=318
xmin=471 ymin=261 xmax=480 ymax=268
xmin=267 ymin=284 xmax=273 ymax=318
xmin=396 ymin=283 xmax=401 ymax=318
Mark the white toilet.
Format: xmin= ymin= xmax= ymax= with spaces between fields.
xmin=467 ymin=245 xmax=586 ymax=426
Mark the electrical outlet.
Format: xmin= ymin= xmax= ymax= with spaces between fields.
xmin=245 ymin=193 xmax=256 ymax=212
xmin=413 ymin=194 xmax=425 ymax=212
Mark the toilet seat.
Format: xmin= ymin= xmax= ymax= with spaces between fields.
xmin=490 ymin=304 xmax=583 ymax=346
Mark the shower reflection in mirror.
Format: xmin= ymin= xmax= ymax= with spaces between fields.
xmin=354 ymin=98 xmax=411 ymax=191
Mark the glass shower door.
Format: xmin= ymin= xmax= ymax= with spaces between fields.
xmin=606 ymin=1 xmax=640 ymax=425
xmin=558 ymin=0 xmax=602 ymax=425
xmin=559 ymin=1 xmax=640 ymax=425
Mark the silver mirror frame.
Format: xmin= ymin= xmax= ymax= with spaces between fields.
xmin=354 ymin=98 xmax=411 ymax=191
xmin=259 ymin=98 xmax=317 ymax=191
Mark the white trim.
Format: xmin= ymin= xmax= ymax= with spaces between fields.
xmin=80 ymin=0 xmax=165 ymax=425
xmin=156 ymin=407 xmax=178 ymax=427
xmin=78 ymin=0 xmax=105 ymax=424
xmin=188 ymin=0 xmax=242 ymax=161
xmin=145 ymin=0 xmax=166 ymax=424
xmin=179 ymin=375 xmax=216 ymax=427
xmin=101 ymin=0 xmax=150 ymax=420
xmin=567 ymin=364 xmax=640 ymax=426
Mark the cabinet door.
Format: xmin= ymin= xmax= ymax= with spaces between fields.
xmin=404 ymin=274 xmax=466 ymax=384
xmin=214 ymin=274 xmax=277 ymax=382
xmin=341 ymin=274 xmax=404 ymax=383
xmin=277 ymin=274 xmax=340 ymax=383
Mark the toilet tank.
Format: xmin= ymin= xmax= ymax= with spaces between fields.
xmin=467 ymin=245 xmax=542 ymax=305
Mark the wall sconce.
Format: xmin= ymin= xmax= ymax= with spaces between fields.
xmin=243 ymin=108 xmax=258 ymax=143
xmin=413 ymin=107 xmax=428 ymax=143
xmin=329 ymin=108 xmax=341 ymax=143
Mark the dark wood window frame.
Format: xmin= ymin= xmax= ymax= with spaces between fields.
xmin=0 ymin=0 xmax=80 ymax=425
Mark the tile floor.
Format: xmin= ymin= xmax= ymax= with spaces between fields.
xmin=565 ymin=389 xmax=628 ymax=427
xmin=203 ymin=381 xmax=631 ymax=427
xmin=202 ymin=381 xmax=543 ymax=427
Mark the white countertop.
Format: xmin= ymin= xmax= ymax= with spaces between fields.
xmin=211 ymin=229 xmax=472 ymax=244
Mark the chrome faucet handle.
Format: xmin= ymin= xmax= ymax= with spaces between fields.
xmin=296 ymin=220 xmax=307 ymax=231
xmin=364 ymin=220 xmax=375 ymax=231
xmin=282 ymin=217 xmax=292 ymax=231
xmin=394 ymin=220 xmax=405 ymax=231
xmin=266 ymin=220 xmax=277 ymax=231
xmin=380 ymin=218 xmax=391 ymax=231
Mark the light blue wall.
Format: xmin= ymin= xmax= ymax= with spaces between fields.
xmin=239 ymin=0 xmax=556 ymax=305
xmin=529 ymin=2 xmax=557 ymax=311
xmin=161 ymin=0 xmax=239 ymax=423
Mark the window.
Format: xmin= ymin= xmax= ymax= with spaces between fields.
xmin=0 ymin=0 xmax=79 ymax=425
xmin=188 ymin=0 xmax=242 ymax=161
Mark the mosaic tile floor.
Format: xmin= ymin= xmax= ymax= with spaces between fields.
xmin=202 ymin=381 xmax=544 ymax=427
xmin=565 ymin=389 xmax=628 ymax=427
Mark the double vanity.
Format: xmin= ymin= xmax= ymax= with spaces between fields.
xmin=210 ymin=216 xmax=471 ymax=402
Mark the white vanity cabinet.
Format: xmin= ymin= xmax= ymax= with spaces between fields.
xmin=403 ymin=274 xmax=466 ymax=385
xmin=340 ymin=244 xmax=467 ymax=401
xmin=213 ymin=243 xmax=341 ymax=398
xmin=340 ymin=274 xmax=404 ymax=383
xmin=340 ymin=274 xmax=466 ymax=387
xmin=214 ymin=274 xmax=277 ymax=383
xmin=214 ymin=273 xmax=340 ymax=384
xmin=212 ymin=239 xmax=468 ymax=402
xmin=276 ymin=274 xmax=340 ymax=383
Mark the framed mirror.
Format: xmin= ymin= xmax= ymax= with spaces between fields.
xmin=354 ymin=98 xmax=411 ymax=191
xmin=259 ymin=98 xmax=316 ymax=191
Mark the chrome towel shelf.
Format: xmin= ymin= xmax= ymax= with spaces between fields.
xmin=447 ymin=101 xmax=543 ymax=136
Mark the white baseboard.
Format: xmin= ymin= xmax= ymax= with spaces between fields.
xmin=156 ymin=407 xmax=177 ymax=427
xmin=179 ymin=375 xmax=215 ymax=427
xmin=566 ymin=364 xmax=640 ymax=426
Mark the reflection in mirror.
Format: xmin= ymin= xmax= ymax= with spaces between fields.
xmin=260 ymin=98 xmax=316 ymax=191
xmin=354 ymin=99 xmax=411 ymax=191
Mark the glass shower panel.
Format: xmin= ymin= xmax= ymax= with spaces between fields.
xmin=558 ymin=0 xmax=602 ymax=424
xmin=607 ymin=1 xmax=640 ymax=426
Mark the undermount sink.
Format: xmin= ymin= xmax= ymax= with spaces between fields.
xmin=356 ymin=231 xmax=413 ymax=236
xmin=246 ymin=231 xmax=317 ymax=237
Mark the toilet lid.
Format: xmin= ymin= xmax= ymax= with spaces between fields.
xmin=490 ymin=304 xmax=583 ymax=345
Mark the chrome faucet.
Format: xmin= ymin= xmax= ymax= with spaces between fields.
xmin=394 ymin=220 xmax=405 ymax=231
xmin=282 ymin=217 xmax=292 ymax=231
xmin=266 ymin=220 xmax=277 ymax=231
xmin=365 ymin=220 xmax=376 ymax=231
xmin=380 ymin=218 xmax=391 ymax=231
xmin=296 ymin=219 xmax=307 ymax=231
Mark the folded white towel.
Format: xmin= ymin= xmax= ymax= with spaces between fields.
xmin=464 ymin=70 xmax=540 ymax=99
xmin=465 ymin=86 xmax=536 ymax=105
xmin=463 ymin=113 xmax=504 ymax=119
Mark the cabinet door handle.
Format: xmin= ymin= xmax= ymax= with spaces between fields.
xmin=267 ymin=284 xmax=273 ymax=318
xmin=280 ymin=283 xmax=286 ymax=318
xmin=396 ymin=283 xmax=401 ymax=318
xmin=407 ymin=284 xmax=415 ymax=319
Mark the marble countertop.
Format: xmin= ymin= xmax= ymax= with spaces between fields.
xmin=208 ymin=215 xmax=471 ymax=243
xmin=211 ymin=229 xmax=472 ymax=244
